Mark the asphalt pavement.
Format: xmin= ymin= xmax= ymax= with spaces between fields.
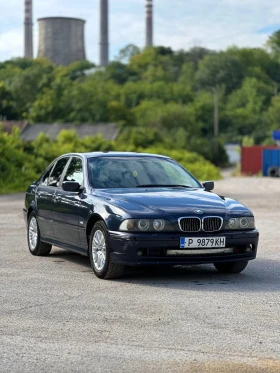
xmin=0 ymin=177 xmax=279 ymax=373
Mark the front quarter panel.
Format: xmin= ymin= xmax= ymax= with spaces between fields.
xmin=224 ymin=197 xmax=253 ymax=216
xmin=84 ymin=194 xmax=130 ymax=231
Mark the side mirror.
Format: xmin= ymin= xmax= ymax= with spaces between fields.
xmin=203 ymin=181 xmax=214 ymax=191
xmin=62 ymin=181 xmax=81 ymax=192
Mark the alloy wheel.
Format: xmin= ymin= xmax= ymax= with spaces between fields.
xmin=91 ymin=229 xmax=106 ymax=271
xmin=29 ymin=216 xmax=38 ymax=251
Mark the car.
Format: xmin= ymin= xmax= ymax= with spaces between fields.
xmin=23 ymin=152 xmax=259 ymax=279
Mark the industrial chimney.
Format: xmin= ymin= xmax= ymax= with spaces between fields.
xmin=24 ymin=0 xmax=33 ymax=58
xmin=37 ymin=17 xmax=86 ymax=65
xmin=145 ymin=0 xmax=153 ymax=47
xmin=100 ymin=0 xmax=109 ymax=66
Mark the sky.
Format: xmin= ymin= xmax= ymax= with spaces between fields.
xmin=1 ymin=0 xmax=280 ymax=64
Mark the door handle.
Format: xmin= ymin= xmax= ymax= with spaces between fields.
xmin=53 ymin=195 xmax=61 ymax=202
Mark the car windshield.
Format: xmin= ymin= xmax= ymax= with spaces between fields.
xmin=88 ymin=156 xmax=201 ymax=189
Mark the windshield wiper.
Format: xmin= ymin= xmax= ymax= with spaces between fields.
xmin=136 ymin=184 xmax=193 ymax=188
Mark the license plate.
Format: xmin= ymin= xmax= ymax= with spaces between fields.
xmin=180 ymin=237 xmax=226 ymax=249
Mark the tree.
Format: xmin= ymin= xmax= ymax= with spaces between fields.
xmin=116 ymin=44 xmax=140 ymax=63
xmin=195 ymin=52 xmax=244 ymax=94
xmin=224 ymin=77 xmax=272 ymax=142
xmin=267 ymin=96 xmax=280 ymax=129
xmin=266 ymin=30 xmax=280 ymax=55
xmin=195 ymin=52 xmax=244 ymax=159
xmin=0 ymin=82 xmax=17 ymax=120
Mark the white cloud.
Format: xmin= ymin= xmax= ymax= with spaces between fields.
xmin=0 ymin=29 xmax=23 ymax=61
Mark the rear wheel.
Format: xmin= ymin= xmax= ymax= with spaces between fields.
xmin=89 ymin=221 xmax=124 ymax=279
xmin=214 ymin=260 xmax=248 ymax=274
xmin=27 ymin=212 xmax=52 ymax=256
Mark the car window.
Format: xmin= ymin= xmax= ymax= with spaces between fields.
xmin=88 ymin=157 xmax=201 ymax=189
xmin=41 ymin=167 xmax=53 ymax=186
xmin=48 ymin=157 xmax=69 ymax=187
xmin=63 ymin=157 xmax=83 ymax=185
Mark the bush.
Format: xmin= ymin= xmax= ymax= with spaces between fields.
xmin=0 ymin=128 xmax=220 ymax=194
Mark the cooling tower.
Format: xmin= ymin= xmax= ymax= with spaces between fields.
xmin=100 ymin=0 xmax=109 ymax=66
xmin=37 ymin=17 xmax=86 ymax=65
xmin=24 ymin=0 xmax=33 ymax=58
xmin=146 ymin=0 xmax=153 ymax=47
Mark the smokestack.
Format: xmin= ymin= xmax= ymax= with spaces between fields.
xmin=100 ymin=0 xmax=109 ymax=66
xmin=37 ymin=17 xmax=86 ymax=65
xmin=24 ymin=0 xmax=33 ymax=58
xmin=146 ymin=0 xmax=153 ymax=47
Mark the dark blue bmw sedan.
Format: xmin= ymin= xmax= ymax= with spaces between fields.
xmin=23 ymin=152 xmax=259 ymax=279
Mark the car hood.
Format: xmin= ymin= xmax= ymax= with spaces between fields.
xmin=95 ymin=188 xmax=251 ymax=217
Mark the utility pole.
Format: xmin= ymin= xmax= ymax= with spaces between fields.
xmin=213 ymin=87 xmax=219 ymax=162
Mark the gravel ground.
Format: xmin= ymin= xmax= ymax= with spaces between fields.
xmin=0 ymin=176 xmax=279 ymax=373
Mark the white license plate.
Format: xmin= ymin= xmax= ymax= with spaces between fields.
xmin=180 ymin=237 xmax=226 ymax=249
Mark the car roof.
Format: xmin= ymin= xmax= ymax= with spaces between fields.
xmin=63 ymin=152 xmax=171 ymax=160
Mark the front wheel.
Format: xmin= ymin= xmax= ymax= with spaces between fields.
xmin=214 ymin=260 xmax=248 ymax=274
xmin=27 ymin=212 xmax=52 ymax=256
xmin=89 ymin=221 xmax=124 ymax=279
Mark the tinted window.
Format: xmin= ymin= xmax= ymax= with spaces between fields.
xmin=63 ymin=157 xmax=83 ymax=184
xmin=88 ymin=157 xmax=201 ymax=189
xmin=48 ymin=157 xmax=69 ymax=187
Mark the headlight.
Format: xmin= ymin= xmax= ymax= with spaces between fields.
xmin=119 ymin=219 xmax=174 ymax=232
xmin=137 ymin=219 xmax=150 ymax=231
xmin=225 ymin=217 xmax=255 ymax=230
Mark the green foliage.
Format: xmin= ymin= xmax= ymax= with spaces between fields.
xmin=266 ymin=30 xmax=280 ymax=56
xmin=0 ymin=127 xmax=220 ymax=193
xmin=0 ymin=126 xmax=37 ymax=193
xmin=117 ymin=44 xmax=141 ymax=64
xmin=195 ymin=52 xmax=244 ymax=94
xmin=3 ymin=32 xmax=280 ymax=178
xmin=242 ymin=136 xmax=255 ymax=146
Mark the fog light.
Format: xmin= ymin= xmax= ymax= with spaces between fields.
xmin=245 ymin=246 xmax=252 ymax=253
xmin=137 ymin=249 xmax=144 ymax=256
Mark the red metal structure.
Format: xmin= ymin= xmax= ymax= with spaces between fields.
xmin=241 ymin=146 xmax=277 ymax=175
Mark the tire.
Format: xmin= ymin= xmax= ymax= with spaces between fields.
xmin=214 ymin=260 xmax=248 ymax=274
xmin=27 ymin=212 xmax=52 ymax=256
xmin=89 ymin=221 xmax=124 ymax=279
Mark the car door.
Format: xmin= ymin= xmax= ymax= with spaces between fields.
xmin=52 ymin=156 xmax=86 ymax=249
xmin=36 ymin=166 xmax=55 ymax=239
xmin=36 ymin=157 xmax=70 ymax=241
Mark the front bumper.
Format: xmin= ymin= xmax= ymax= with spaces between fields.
xmin=109 ymin=230 xmax=259 ymax=266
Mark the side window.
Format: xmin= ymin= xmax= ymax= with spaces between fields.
xmin=63 ymin=157 xmax=83 ymax=184
xmin=48 ymin=157 xmax=69 ymax=187
xmin=41 ymin=167 xmax=52 ymax=186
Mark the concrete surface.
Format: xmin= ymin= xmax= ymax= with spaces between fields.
xmin=0 ymin=177 xmax=279 ymax=372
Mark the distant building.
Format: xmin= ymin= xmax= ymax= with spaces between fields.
xmin=37 ymin=17 xmax=86 ymax=66
xmin=1 ymin=120 xmax=28 ymax=134
xmin=1 ymin=121 xmax=119 ymax=141
xmin=224 ymin=143 xmax=240 ymax=164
